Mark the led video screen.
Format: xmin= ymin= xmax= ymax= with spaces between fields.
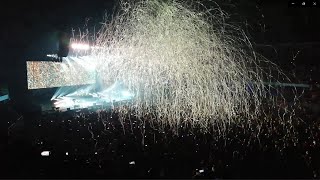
xmin=27 ymin=60 xmax=95 ymax=89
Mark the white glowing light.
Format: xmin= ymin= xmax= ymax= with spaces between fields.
xmin=46 ymin=54 xmax=58 ymax=58
xmin=122 ymin=90 xmax=133 ymax=98
xmin=71 ymin=43 xmax=90 ymax=50
xmin=41 ymin=151 xmax=50 ymax=156
xmin=129 ymin=161 xmax=135 ymax=165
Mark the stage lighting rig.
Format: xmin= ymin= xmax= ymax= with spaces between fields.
xmin=71 ymin=43 xmax=90 ymax=50
xmin=69 ymin=42 xmax=102 ymax=56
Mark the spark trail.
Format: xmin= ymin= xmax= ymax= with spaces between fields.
xmin=92 ymin=0 xmax=289 ymax=133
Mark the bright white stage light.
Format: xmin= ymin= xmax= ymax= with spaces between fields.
xmin=122 ymin=90 xmax=133 ymax=98
xmin=71 ymin=43 xmax=90 ymax=50
xmin=53 ymin=96 xmax=96 ymax=109
xmin=46 ymin=54 xmax=58 ymax=58
xmin=41 ymin=151 xmax=50 ymax=156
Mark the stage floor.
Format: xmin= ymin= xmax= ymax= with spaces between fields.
xmin=40 ymin=94 xmax=131 ymax=112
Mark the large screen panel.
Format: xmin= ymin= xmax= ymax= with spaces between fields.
xmin=27 ymin=59 xmax=96 ymax=89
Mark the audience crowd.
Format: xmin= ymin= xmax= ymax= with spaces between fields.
xmin=5 ymin=86 xmax=320 ymax=178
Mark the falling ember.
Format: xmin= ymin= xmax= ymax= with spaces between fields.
xmin=91 ymin=0 xmax=290 ymax=134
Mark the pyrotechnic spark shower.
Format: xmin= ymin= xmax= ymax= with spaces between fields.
xmin=92 ymin=0 xmax=288 ymax=132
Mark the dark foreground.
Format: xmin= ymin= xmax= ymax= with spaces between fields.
xmin=5 ymin=96 xmax=320 ymax=179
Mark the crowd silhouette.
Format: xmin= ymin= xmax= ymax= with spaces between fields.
xmin=5 ymin=86 xmax=320 ymax=178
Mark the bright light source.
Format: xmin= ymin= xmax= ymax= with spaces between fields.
xmin=199 ymin=169 xmax=204 ymax=173
xmin=47 ymin=54 xmax=58 ymax=58
xmin=71 ymin=43 xmax=90 ymax=50
xmin=41 ymin=151 xmax=50 ymax=156
xmin=129 ymin=161 xmax=135 ymax=165
xmin=122 ymin=90 xmax=133 ymax=98
xmin=66 ymin=152 xmax=69 ymax=155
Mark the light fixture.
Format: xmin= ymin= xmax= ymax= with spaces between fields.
xmin=71 ymin=43 xmax=90 ymax=50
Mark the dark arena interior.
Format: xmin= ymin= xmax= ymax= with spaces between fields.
xmin=3 ymin=0 xmax=320 ymax=179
